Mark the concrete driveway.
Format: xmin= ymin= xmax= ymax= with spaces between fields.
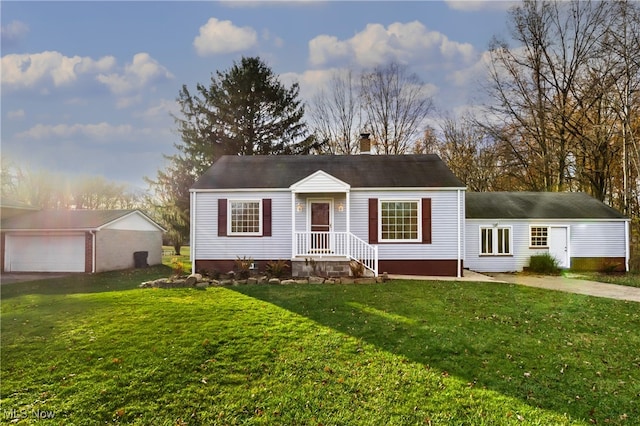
xmin=489 ymin=273 xmax=640 ymax=303
xmin=0 ymin=273 xmax=72 ymax=285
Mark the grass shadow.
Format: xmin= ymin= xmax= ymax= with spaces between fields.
xmin=233 ymin=280 xmax=640 ymax=424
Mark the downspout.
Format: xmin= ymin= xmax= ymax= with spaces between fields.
xmin=191 ymin=191 xmax=196 ymax=274
xmin=90 ymin=230 xmax=96 ymax=273
xmin=457 ymin=189 xmax=462 ymax=278
xmin=625 ymin=220 xmax=630 ymax=272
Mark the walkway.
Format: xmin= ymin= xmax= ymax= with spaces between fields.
xmin=388 ymin=270 xmax=640 ymax=303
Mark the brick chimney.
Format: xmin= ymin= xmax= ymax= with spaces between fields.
xmin=359 ymin=132 xmax=371 ymax=155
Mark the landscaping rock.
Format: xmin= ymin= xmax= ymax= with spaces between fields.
xmin=309 ymin=276 xmax=325 ymax=284
xmin=340 ymin=278 xmax=355 ymax=284
xmin=268 ymin=278 xmax=280 ymax=284
xmin=247 ymin=277 xmax=258 ymax=285
xmin=195 ymin=282 xmax=209 ymax=288
xmin=220 ymin=279 xmax=234 ymax=286
xmin=280 ymin=279 xmax=296 ymax=285
xmin=295 ymin=279 xmax=309 ymax=284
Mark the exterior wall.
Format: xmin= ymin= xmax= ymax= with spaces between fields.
xmin=350 ymin=189 xmax=464 ymax=261
xmin=193 ymin=191 xmax=292 ymax=261
xmin=95 ymin=229 xmax=162 ymax=272
xmin=465 ymin=219 xmax=628 ymax=272
xmin=192 ymin=188 xmax=464 ymax=277
xmin=294 ymin=193 xmax=348 ymax=233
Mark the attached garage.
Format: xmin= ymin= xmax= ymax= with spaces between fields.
xmin=464 ymin=192 xmax=629 ymax=273
xmin=1 ymin=209 xmax=165 ymax=273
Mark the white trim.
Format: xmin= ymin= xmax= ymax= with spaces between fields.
xmin=191 ymin=191 xmax=196 ymax=274
xmin=479 ymin=225 xmax=513 ymax=256
xmin=351 ymin=187 xmax=467 ymax=192
xmin=227 ymin=199 xmax=263 ymax=236
xmin=625 ymin=220 xmax=630 ymax=272
xmin=96 ymin=210 xmax=166 ymax=232
xmin=307 ymin=198 xmax=334 ymax=232
xmin=529 ymin=225 xmax=550 ymax=248
xmin=290 ymin=170 xmax=350 ymax=193
xmin=91 ymin=230 xmax=96 ymax=273
xmin=291 ymin=192 xmax=296 ymax=260
xmin=191 ymin=186 xmax=466 ymax=193
xmin=457 ymin=189 xmax=462 ymax=278
xmin=471 ymin=218 xmax=629 ymax=223
xmin=378 ymin=199 xmax=422 ymax=243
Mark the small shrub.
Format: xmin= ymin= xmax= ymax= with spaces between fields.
xmin=266 ymin=260 xmax=290 ymax=279
xmin=528 ymin=253 xmax=560 ymax=275
xmin=170 ymin=258 xmax=185 ymax=277
xmin=349 ymin=260 xmax=365 ymax=278
xmin=234 ymin=256 xmax=253 ymax=279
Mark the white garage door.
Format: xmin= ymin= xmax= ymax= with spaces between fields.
xmin=5 ymin=234 xmax=86 ymax=272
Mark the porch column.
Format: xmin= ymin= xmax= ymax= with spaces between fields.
xmin=291 ymin=191 xmax=296 ymax=259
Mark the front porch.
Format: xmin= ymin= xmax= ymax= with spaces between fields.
xmin=292 ymin=231 xmax=378 ymax=277
xmin=289 ymin=171 xmax=378 ymax=276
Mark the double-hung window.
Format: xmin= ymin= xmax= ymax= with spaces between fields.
xmin=229 ymin=200 xmax=262 ymax=236
xmin=530 ymin=226 xmax=548 ymax=247
xmin=379 ymin=200 xmax=420 ymax=242
xmin=480 ymin=226 xmax=511 ymax=255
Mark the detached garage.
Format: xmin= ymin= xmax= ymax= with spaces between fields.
xmin=1 ymin=210 xmax=164 ymax=273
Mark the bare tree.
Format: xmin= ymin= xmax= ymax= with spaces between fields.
xmin=308 ymin=70 xmax=362 ymax=154
xmin=484 ymin=0 xmax=609 ymax=192
xmin=360 ymin=62 xmax=434 ymax=154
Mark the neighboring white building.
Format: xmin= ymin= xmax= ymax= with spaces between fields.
xmin=465 ymin=192 xmax=629 ymax=273
xmin=1 ymin=210 xmax=165 ymax=273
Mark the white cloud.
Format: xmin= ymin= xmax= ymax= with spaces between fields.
xmin=445 ymin=0 xmax=516 ymax=12
xmin=96 ymin=53 xmax=173 ymax=97
xmin=1 ymin=20 xmax=29 ymax=45
xmin=16 ymin=122 xmax=136 ymax=141
xmin=135 ymin=99 xmax=179 ymax=121
xmin=1 ymin=51 xmax=115 ymax=91
xmin=7 ymin=109 xmax=25 ymax=120
xmin=193 ymin=18 xmax=257 ymax=56
xmin=308 ymin=21 xmax=476 ymax=69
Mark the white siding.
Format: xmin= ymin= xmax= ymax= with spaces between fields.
xmin=103 ymin=212 xmax=162 ymax=231
xmin=351 ymin=189 xmax=464 ymax=261
xmin=96 ymin=229 xmax=162 ymax=272
xmin=465 ymin=219 xmax=628 ymax=272
xmin=194 ymin=191 xmax=291 ymax=260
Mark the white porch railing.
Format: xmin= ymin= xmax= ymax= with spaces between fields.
xmin=294 ymin=231 xmax=378 ymax=276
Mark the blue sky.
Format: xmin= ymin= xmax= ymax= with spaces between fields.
xmin=1 ymin=1 xmax=515 ymax=190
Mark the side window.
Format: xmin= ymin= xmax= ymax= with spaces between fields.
xmin=530 ymin=226 xmax=548 ymax=247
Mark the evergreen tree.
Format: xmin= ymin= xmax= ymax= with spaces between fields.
xmin=149 ymin=56 xmax=319 ymax=249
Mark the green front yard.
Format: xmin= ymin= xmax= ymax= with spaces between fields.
xmin=1 ymin=268 xmax=638 ymax=425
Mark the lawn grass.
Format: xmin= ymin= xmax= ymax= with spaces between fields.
xmin=570 ymin=271 xmax=640 ymax=288
xmin=1 ymin=270 xmax=639 ymax=425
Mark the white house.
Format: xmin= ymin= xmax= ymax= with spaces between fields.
xmin=190 ymin=140 xmax=466 ymax=278
xmin=1 ymin=209 xmax=165 ymax=273
xmin=464 ymin=192 xmax=629 ymax=273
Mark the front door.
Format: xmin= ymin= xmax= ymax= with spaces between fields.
xmin=310 ymin=201 xmax=331 ymax=252
xmin=549 ymin=227 xmax=569 ymax=268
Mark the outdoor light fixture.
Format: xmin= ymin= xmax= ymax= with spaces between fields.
xmin=296 ymin=202 xmax=303 ymax=212
xmin=338 ymin=202 xmax=344 ymax=212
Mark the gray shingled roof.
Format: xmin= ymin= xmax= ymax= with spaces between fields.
xmin=466 ymin=192 xmax=626 ymax=220
xmin=1 ymin=209 xmax=145 ymax=230
xmin=191 ymin=155 xmax=465 ymax=189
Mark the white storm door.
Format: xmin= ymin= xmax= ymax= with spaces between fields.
xmin=549 ymin=227 xmax=569 ymax=268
